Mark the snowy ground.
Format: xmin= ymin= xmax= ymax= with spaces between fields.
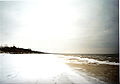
xmin=0 ymin=54 xmax=106 ymax=84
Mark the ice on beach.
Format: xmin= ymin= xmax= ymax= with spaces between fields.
xmin=0 ymin=54 xmax=105 ymax=84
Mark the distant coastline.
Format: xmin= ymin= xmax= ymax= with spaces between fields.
xmin=0 ymin=46 xmax=46 ymax=54
xmin=0 ymin=46 xmax=118 ymax=55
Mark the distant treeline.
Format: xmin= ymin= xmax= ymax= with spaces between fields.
xmin=0 ymin=46 xmax=45 ymax=54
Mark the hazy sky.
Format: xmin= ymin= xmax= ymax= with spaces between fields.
xmin=0 ymin=0 xmax=118 ymax=54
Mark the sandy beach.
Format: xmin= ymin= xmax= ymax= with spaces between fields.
xmin=67 ymin=63 xmax=119 ymax=84
xmin=0 ymin=54 xmax=107 ymax=84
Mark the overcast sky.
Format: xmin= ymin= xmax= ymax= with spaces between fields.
xmin=0 ymin=0 xmax=118 ymax=54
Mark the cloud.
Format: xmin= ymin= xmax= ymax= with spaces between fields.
xmin=0 ymin=0 xmax=118 ymax=53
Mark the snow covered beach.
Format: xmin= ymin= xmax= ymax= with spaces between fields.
xmin=0 ymin=54 xmax=115 ymax=84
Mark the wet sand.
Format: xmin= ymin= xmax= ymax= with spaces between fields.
xmin=67 ymin=63 xmax=119 ymax=84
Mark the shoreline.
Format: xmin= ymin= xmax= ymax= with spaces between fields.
xmin=66 ymin=63 xmax=119 ymax=84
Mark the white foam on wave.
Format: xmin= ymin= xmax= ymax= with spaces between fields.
xmin=62 ymin=56 xmax=119 ymax=66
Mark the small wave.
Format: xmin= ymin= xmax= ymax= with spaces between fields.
xmin=62 ymin=56 xmax=119 ymax=66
